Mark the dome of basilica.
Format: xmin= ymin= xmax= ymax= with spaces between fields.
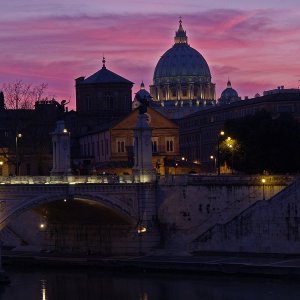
xmin=153 ymin=20 xmax=211 ymax=84
xmin=153 ymin=44 xmax=211 ymax=82
xmin=150 ymin=20 xmax=215 ymax=102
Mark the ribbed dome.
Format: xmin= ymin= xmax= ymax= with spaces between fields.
xmin=154 ymin=44 xmax=211 ymax=82
xmin=135 ymin=82 xmax=151 ymax=100
xmin=219 ymin=80 xmax=240 ymax=104
xmin=153 ymin=19 xmax=211 ymax=83
xmin=150 ymin=19 xmax=216 ymax=104
xmin=221 ymin=88 xmax=238 ymax=99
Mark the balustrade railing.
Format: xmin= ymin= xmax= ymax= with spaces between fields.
xmin=0 ymin=174 xmax=295 ymax=185
xmin=0 ymin=175 xmax=138 ymax=185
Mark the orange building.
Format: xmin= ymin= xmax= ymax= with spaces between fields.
xmin=78 ymin=107 xmax=185 ymax=175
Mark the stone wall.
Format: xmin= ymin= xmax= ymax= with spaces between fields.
xmin=191 ymin=178 xmax=300 ymax=254
xmin=157 ymin=175 xmax=293 ymax=252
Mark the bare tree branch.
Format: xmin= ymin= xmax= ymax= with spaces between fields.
xmin=1 ymin=80 xmax=48 ymax=109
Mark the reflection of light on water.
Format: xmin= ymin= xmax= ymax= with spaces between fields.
xmin=139 ymin=292 xmax=148 ymax=300
xmin=41 ymin=279 xmax=47 ymax=300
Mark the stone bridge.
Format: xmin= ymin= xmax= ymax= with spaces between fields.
xmin=0 ymin=175 xmax=159 ymax=255
xmin=0 ymin=174 xmax=296 ymax=257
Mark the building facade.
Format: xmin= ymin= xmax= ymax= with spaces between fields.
xmin=78 ymin=107 xmax=181 ymax=175
xmin=179 ymin=88 xmax=300 ymax=167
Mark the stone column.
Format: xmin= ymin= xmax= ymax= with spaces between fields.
xmin=51 ymin=120 xmax=72 ymax=176
xmin=132 ymin=114 xmax=156 ymax=182
xmin=0 ymin=240 xmax=3 ymax=273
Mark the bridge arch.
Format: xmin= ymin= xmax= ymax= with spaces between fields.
xmin=0 ymin=192 xmax=138 ymax=230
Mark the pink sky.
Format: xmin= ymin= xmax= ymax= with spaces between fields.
xmin=1 ymin=1 xmax=300 ymax=110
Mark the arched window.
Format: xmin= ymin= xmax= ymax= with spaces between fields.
xmin=152 ymin=137 xmax=159 ymax=153
xmin=104 ymin=92 xmax=113 ymax=109
xmin=116 ymin=138 xmax=126 ymax=153
xmin=86 ymin=95 xmax=91 ymax=111
xmin=166 ymin=137 xmax=175 ymax=152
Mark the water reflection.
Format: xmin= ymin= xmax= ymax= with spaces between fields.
xmin=41 ymin=279 xmax=47 ymax=300
xmin=1 ymin=267 xmax=300 ymax=300
xmin=139 ymin=292 xmax=148 ymax=300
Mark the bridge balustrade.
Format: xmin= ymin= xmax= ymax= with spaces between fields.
xmin=0 ymin=175 xmax=137 ymax=185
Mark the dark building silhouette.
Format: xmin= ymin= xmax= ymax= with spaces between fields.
xmin=75 ymin=57 xmax=133 ymax=128
xmin=179 ymin=87 xmax=300 ymax=168
xmin=0 ymin=99 xmax=66 ymax=175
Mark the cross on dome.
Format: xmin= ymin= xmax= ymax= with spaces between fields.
xmin=175 ymin=17 xmax=188 ymax=44
xmin=227 ymin=79 xmax=232 ymax=88
xmin=102 ymin=56 xmax=106 ymax=69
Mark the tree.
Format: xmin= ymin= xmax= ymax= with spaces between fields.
xmin=1 ymin=80 xmax=47 ymax=109
xmin=223 ymin=110 xmax=300 ymax=174
xmin=219 ymin=136 xmax=240 ymax=173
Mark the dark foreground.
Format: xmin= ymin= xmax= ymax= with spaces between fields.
xmin=4 ymin=251 xmax=300 ymax=278
xmin=1 ymin=263 xmax=300 ymax=300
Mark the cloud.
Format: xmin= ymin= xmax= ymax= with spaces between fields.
xmin=0 ymin=9 xmax=300 ymax=109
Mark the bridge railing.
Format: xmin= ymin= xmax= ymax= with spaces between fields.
xmin=0 ymin=175 xmax=138 ymax=185
xmin=157 ymin=174 xmax=295 ymax=185
xmin=185 ymin=174 xmax=295 ymax=185
xmin=0 ymin=174 xmax=295 ymax=185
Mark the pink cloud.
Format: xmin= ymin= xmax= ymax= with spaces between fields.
xmin=0 ymin=10 xmax=300 ymax=110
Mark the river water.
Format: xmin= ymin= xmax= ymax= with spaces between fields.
xmin=1 ymin=267 xmax=300 ymax=300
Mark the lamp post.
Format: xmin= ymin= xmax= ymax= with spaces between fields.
xmin=226 ymin=138 xmax=234 ymax=174
xmin=174 ymin=162 xmax=178 ymax=176
xmin=261 ymin=178 xmax=266 ymax=200
xmin=217 ymin=131 xmax=224 ymax=175
xmin=0 ymin=161 xmax=3 ymax=176
xmin=210 ymin=155 xmax=216 ymax=174
xmin=15 ymin=133 xmax=22 ymax=176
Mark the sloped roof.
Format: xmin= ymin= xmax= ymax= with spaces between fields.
xmin=79 ymin=66 xmax=133 ymax=85
xmin=112 ymin=106 xmax=179 ymax=130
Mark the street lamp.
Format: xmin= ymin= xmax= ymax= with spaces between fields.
xmin=217 ymin=131 xmax=225 ymax=175
xmin=0 ymin=161 xmax=3 ymax=176
xmin=210 ymin=155 xmax=216 ymax=174
xmin=15 ymin=133 xmax=22 ymax=176
xmin=174 ymin=162 xmax=178 ymax=175
xmin=227 ymin=141 xmax=234 ymax=174
xmin=261 ymin=178 xmax=266 ymax=200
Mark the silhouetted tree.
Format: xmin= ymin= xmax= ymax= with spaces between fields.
xmin=223 ymin=110 xmax=300 ymax=174
xmin=1 ymin=80 xmax=47 ymax=109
